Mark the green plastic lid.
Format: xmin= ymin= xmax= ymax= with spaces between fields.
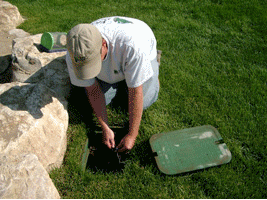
xmin=41 ymin=32 xmax=54 ymax=50
xmin=150 ymin=125 xmax=232 ymax=175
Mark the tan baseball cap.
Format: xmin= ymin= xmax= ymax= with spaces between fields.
xmin=67 ymin=24 xmax=102 ymax=80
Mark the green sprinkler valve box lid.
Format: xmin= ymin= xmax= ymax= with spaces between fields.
xmin=41 ymin=32 xmax=67 ymax=52
xmin=149 ymin=125 xmax=232 ymax=175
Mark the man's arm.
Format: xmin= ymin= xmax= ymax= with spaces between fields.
xmin=85 ymin=80 xmax=115 ymax=149
xmin=117 ymin=84 xmax=143 ymax=152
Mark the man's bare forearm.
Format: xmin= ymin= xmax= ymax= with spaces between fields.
xmin=128 ymin=85 xmax=143 ymax=138
xmin=85 ymin=80 xmax=116 ymax=149
xmin=85 ymin=80 xmax=109 ymax=130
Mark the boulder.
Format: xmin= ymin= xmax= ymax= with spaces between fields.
xmin=0 ymin=82 xmax=68 ymax=172
xmin=8 ymin=28 xmax=30 ymax=38
xmin=0 ymin=0 xmax=30 ymax=84
xmin=0 ymin=30 xmax=16 ymax=84
xmin=0 ymin=30 xmax=15 ymax=57
xmin=0 ymin=1 xmax=68 ymax=198
xmin=11 ymin=34 xmax=70 ymax=98
xmin=0 ymin=1 xmax=24 ymax=31
xmin=0 ymin=29 xmax=30 ymax=84
xmin=0 ymin=153 xmax=60 ymax=199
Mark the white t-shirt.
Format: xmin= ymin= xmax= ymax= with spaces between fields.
xmin=66 ymin=16 xmax=157 ymax=88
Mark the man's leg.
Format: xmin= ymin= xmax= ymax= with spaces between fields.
xmin=142 ymin=56 xmax=160 ymax=110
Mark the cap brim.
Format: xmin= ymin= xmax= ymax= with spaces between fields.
xmin=73 ymin=54 xmax=102 ymax=80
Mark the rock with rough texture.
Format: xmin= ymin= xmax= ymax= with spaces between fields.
xmin=0 ymin=1 xmax=28 ymax=83
xmin=0 ymin=30 xmax=16 ymax=84
xmin=0 ymin=1 xmax=24 ymax=31
xmin=8 ymin=28 xmax=30 ymax=38
xmin=0 ymin=153 xmax=60 ymax=199
xmin=0 ymin=82 xmax=68 ymax=172
xmin=11 ymin=34 xmax=70 ymax=98
xmin=0 ymin=29 xmax=31 ymax=84
xmin=12 ymin=34 xmax=43 ymax=80
xmin=0 ymin=30 xmax=15 ymax=57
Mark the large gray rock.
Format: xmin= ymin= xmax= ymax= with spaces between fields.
xmin=0 ymin=30 xmax=15 ymax=57
xmin=0 ymin=1 xmax=66 ymax=198
xmin=0 ymin=0 xmax=29 ymax=84
xmin=0 ymin=153 xmax=60 ymax=199
xmin=0 ymin=82 xmax=68 ymax=172
xmin=11 ymin=34 xmax=70 ymax=98
xmin=0 ymin=29 xmax=30 ymax=84
xmin=0 ymin=1 xmax=24 ymax=31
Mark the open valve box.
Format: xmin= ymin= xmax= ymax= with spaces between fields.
xmin=82 ymin=125 xmax=232 ymax=175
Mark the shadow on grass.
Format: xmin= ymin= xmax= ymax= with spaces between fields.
xmin=133 ymin=139 xmax=159 ymax=172
xmin=67 ymin=84 xmax=94 ymax=126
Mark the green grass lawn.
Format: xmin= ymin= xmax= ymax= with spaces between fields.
xmin=8 ymin=0 xmax=267 ymax=198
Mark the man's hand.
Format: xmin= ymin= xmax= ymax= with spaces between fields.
xmin=117 ymin=134 xmax=136 ymax=153
xmin=102 ymin=127 xmax=115 ymax=149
